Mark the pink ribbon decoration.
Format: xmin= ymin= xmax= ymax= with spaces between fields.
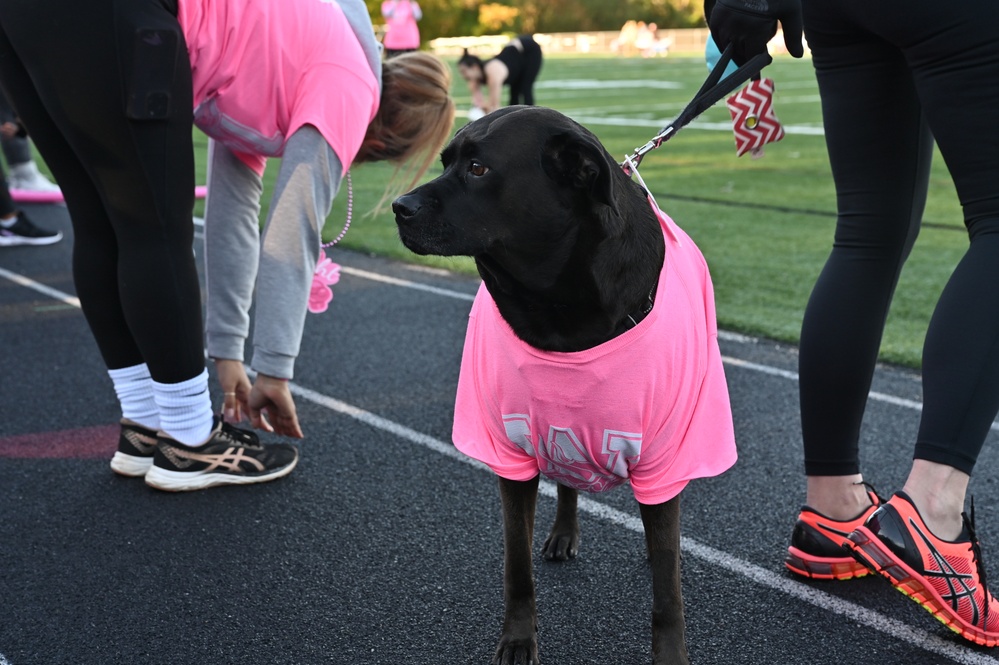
xmin=309 ymin=248 xmax=342 ymax=314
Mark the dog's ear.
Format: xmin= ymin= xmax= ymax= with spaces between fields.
xmin=542 ymin=131 xmax=620 ymax=216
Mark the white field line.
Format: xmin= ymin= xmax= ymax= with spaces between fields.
xmin=4 ymin=263 xmax=999 ymax=663
xmin=453 ymin=107 xmax=825 ymax=136
xmin=536 ymin=79 xmax=685 ymax=90
xmin=575 ymin=115 xmax=826 ymax=135
xmin=456 ymin=76 xmax=826 ymax=134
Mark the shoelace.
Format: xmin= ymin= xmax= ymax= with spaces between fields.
xmin=963 ymin=498 xmax=992 ymax=630
xmin=219 ymin=418 xmax=261 ymax=448
xmin=854 ymin=480 xmax=885 ymax=509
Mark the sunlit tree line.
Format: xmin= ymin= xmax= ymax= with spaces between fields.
xmin=366 ymin=0 xmax=706 ymax=41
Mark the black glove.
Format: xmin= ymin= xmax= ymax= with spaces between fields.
xmin=705 ymin=0 xmax=803 ymax=65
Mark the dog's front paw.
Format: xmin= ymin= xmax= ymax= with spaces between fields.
xmin=541 ymin=526 xmax=579 ymax=561
xmin=492 ymin=634 xmax=539 ymax=665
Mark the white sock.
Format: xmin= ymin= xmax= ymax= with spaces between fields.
xmin=108 ymin=363 xmax=160 ymax=430
xmin=152 ymin=368 xmax=215 ymax=446
xmin=9 ymin=161 xmax=37 ymax=178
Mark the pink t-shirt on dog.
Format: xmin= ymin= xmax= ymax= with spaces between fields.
xmin=178 ymin=0 xmax=379 ymax=176
xmin=452 ymin=203 xmax=737 ymax=505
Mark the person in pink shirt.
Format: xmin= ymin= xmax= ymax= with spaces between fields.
xmin=453 ymin=200 xmax=737 ymax=505
xmin=381 ymin=0 xmax=422 ymax=58
xmin=0 ymin=0 xmax=454 ymax=492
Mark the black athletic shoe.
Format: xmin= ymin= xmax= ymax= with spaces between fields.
xmin=110 ymin=420 xmax=159 ymax=477
xmin=145 ymin=417 xmax=299 ymax=492
xmin=0 ymin=211 xmax=62 ymax=246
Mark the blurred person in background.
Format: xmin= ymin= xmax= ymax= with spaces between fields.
xmin=0 ymin=90 xmax=59 ymax=194
xmin=457 ymin=34 xmax=543 ymax=115
xmin=0 ymin=0 xmax=454 ymax=492
xmin=381 ymin=0 xmax=421 ymax=58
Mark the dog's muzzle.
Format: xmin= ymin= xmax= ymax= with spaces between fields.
xmin=392 ymin=192 xmax=438 ymax=255
xmin=391 ymin=193 xmax=422 ymax=223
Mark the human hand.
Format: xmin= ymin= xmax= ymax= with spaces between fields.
xmin=215 ymin=358 xmax=253 ymax=424
xmin=705 ymin=0 xmax=803 ymax=65
xmin=248 ymin=373 xmax=304 ymax=439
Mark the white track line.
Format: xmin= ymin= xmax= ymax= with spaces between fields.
xmin=340 ymin=266 xmax=476 ymax=301
xmin=340 ymin=268 xmax=999 ymax=432
xmin=722 ymin=356 xmax=931 ymax=412
xmin=289 ymin=382 xmax=998 ymax=665
xmin=0 ymin=266 xmax=79 ymax=308
xmin=2 ymin=263 xmax=995 ymax=432
xmin=4 ymin=263 xmax=998 ymax=663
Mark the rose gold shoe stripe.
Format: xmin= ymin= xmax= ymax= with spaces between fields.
xmin=122 ymin=429 xmax=158 ymax=454
xmin=173 ymin=446 xmax=267 ymax=473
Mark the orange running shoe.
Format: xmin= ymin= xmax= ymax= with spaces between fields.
xmin=785 ymin=488 xmax=882 ymax=580
xmin=846 ymin=491 xmax=999 ymax=647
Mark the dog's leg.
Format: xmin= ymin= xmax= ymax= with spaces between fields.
xmin=640 ymin=496 xmax=688 ymax=665
xmin=541 ymin=483 xmax=580 ymax=561
xmin=495 ymin=475 xmax=541 ymax=665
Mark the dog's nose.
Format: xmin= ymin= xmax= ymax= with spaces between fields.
xmin=392 ymin=193 xmax=422 ymax=220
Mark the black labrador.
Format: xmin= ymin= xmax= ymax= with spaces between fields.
xmin=392 ymin=106 xmax=731 ymax=664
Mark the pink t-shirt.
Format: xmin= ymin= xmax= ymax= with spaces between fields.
xmin=452 ymin=202 xmax=737 ymax=505
xmin=381 ymin=0 xmax=421 ymax=50
xmin=178 ymin=0 xmax=379 ymax=176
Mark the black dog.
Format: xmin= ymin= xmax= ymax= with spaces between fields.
xmin=393 ymin=106 xmax=736 ymax=664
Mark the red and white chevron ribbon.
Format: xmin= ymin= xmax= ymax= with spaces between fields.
xmin=726 ymin=78 xmax=784 ymax=158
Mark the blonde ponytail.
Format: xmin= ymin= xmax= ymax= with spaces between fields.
xmin=358 ymin=52 xmax=456 ymax=208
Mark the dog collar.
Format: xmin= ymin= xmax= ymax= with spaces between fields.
xmin=623 ymin=284 xmax=657 ymax=330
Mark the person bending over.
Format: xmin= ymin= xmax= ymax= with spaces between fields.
xmin=0 ymin=0 xmax=454 ymax=492
xmin=457 ymin=35 xmax=543 ymax=115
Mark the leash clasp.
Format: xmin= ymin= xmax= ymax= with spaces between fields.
xmin=620 ymin=45 xmax=772 ymax=174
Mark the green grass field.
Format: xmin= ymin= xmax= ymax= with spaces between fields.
xmin=187 ymin=54 xmax=967 ymax=369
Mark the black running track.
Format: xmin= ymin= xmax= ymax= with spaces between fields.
xmin=2 ymin=203 xmax=999 ymax=665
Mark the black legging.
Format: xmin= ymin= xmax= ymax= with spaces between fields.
xmin=0 ymin=170 xmax=14 ymax=218
xmin=493 ymin=35 xmax=543 ymax=107
xmin=0 ymin=0 xmax=203 ymax=384
xmin=799 ymin=0 xmax=999 ymax=476
xmin=0 ymin=88 xmax=22 ymax=217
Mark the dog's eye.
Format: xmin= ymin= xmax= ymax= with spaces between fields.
xmin=469 ymin=161 xmax=489 ymax=177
